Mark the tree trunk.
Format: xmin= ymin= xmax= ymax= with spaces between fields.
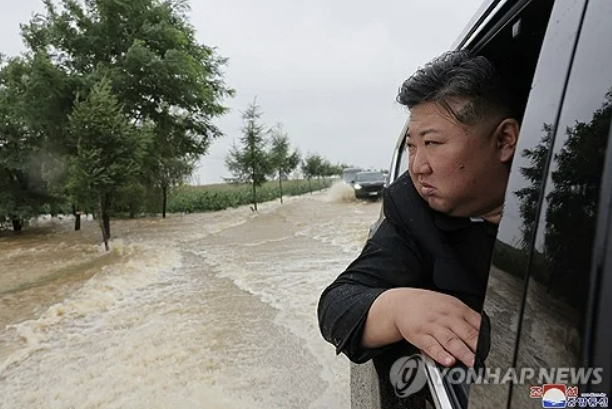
xmin=308 ymin=178 xmax=312 ymax=195
xmin=102 ymin=192 xmax=111 ymax=239
xmin=73 ymin=204 xmax=81 ymax=231
xmin=11 ymin=219 xmax=22 ymax=232
xmin=278 ymin=172 xmax=284 ymax=204
xmin=162 ymin=185 xmax=167 ymax=218
xmin=103 ymin=212 xmax=111 ymax=241
xmin=98 ymin=196 xmax=110 ymax=252
xmin=252 ymin=181 xmax=258 ymax=212
xmin=129 ymin=200 xmax=136 ymax=219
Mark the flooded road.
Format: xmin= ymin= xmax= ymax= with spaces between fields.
xmin=0 ymin=184 xmax=382 ymax=409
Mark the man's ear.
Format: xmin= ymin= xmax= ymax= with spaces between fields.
xmin=494 ymin=118 xmax=520 ymax=163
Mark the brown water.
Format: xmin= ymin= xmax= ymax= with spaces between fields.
xmin=0 ymin=183 xmax=381 ymax=409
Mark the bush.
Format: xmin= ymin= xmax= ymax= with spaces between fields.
xmin=167 ymin=178 xmax=332 ymax=213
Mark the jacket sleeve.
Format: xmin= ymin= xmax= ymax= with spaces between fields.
xmin=317 ymin=190 xmax=431 ymax=363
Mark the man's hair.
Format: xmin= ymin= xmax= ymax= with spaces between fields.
xmin=397 ymin=50 xmax=519 ymax=125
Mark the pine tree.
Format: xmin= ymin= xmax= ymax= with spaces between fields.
xmin=268 ymin=123 xmax=300 ymax=203
xmin=67 ymin=79 xmax=150 ymax=250
xmin=225 ymin=99 xmax=271 ymax=211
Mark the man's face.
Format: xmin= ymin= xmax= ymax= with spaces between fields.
xmin=406 ymin=101 xmax=515 ymax=219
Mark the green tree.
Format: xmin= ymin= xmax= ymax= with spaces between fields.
xmin=301 ymin=153 xmax=325 ymax=193
xmin=67 ymin=79 xmax=150 ymax=250
xmin=20 ymin=0 xmax=233 ymax=218
xmin=268 ymin=123 xmax=300 ymax=203
xmin=319 ymin=159 xmax=342 ymax=179
xmin=144 ymin=148 xmax=196 ymax=218
xmin=514 ymin=123 xmax=554 ymax=247
xmin=225 ymin=100 xmax=270 ymax=211
xmin=327 ymin=163 xmax=344 ymax=177
xmin=301 ymin=153 xmax=322 ymax=179
xmin=0 ymin=56 xmax=66 ymax=231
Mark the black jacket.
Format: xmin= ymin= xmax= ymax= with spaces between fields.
xmin=317 ymin=172 xmax=498 ymax=363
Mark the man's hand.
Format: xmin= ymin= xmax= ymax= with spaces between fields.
xmin=361 ymin=288 xmax=481 ymax=368
xmin=392 ymin=288 xmax=481 ymax=368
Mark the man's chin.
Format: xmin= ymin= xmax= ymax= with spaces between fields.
xmin=424 ymin=197 xmax=451 ymax=213
xmin=425 ymin=197 xmax=463 ymax=217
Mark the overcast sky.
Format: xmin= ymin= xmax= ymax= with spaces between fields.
xmin=1 ymin=0 xmax=484 ymax=184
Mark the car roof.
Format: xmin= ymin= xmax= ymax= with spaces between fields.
xmin=451 ymin=0 xmax=506 ymax=50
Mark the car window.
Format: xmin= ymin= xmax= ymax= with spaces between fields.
xmin=355 ymin=172 xmax=384 ymax=182
xmin=509 ymin=0 xmax=612 ymax=406
xmin=467 ymin=0 xmax=587 ymax=408
xmin=396 ymin=139 xmax=409 ymax=180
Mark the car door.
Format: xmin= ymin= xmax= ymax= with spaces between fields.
xmin=588 ymin=146 xmax=612 ymax=399
xmin=466 ymin=0 xmax=588 ymax=408
xmin=506 ymin=0 xmax=612 ymax=406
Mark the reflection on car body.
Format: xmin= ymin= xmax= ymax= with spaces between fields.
xmin=350 ymin=0 xmax=612 ymax=408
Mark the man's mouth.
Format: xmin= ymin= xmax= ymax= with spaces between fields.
xmin=420 ymin=182 xmax=435 ymax=196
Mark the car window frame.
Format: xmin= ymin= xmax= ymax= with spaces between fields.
xmin=584 ymin=115 xmax=612 ymax=395
xmin=388 ymin=121 xmax=410 ymax=184
xmin=583 ymin=96 xmax=612 ymax=395
xmin=450 ymin=0 xmax=588 ymax=407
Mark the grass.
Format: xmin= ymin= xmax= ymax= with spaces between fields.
xmin=167 ymin=178 xmax=333 ymax=213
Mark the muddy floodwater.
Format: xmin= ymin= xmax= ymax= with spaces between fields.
xmin=0 ymin=183 xmax=382 ymax=409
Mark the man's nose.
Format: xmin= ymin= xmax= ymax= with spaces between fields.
xmin=410 ymin=149 xmax=432 ymax=175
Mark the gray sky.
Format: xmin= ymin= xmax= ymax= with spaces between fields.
xmin=1 ymin=0 xmax=484 ymax=184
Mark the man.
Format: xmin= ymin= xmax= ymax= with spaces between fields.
xmin=317 ymin=50 xmax=521 ymax=370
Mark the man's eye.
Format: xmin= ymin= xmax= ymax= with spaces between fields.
xmin=424 ymin=141 xmax=440 ymax=146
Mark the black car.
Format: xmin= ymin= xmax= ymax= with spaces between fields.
xmin=353 ymin=171 xmax=386 ymax=200
xmin=351 ymin=0 xmax=612 ymax=408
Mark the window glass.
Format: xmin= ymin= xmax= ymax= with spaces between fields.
xmin=510 ymin=0 xmax=612 ymax=406
xmin=355 ymin=172 xmax=385 ymax=182
xmin=468 ymin=0 xmax=586 ymax=408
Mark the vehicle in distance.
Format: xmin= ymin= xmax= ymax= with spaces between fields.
xmin=353 ymin=171 xmax=386 ymax=199
xmin=342 ymin=167 xmax=363 ymax=185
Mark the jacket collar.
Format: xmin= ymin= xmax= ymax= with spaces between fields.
xmin=433 ymin=212 xmax=472 ymax=231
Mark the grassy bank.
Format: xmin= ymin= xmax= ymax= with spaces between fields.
xmin=167 ymin=178 xmax=333 ymax=213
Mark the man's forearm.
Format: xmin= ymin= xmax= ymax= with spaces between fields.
xmin=361 ymin=288 xmax=409 ymax=348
